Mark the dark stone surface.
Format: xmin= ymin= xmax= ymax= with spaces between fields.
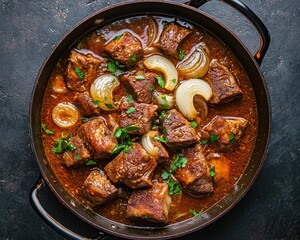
xmin=0 ymin=0 xmax=299 ymax=239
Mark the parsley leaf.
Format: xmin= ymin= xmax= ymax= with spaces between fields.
xmin=76 ymin=153 xmax=81 ymax=161
xmin=86 ymin=159 xmax=97 ymax=166
xmin=135 ymin=75 xmax=145 ymax=80
xmin=81 ymin=117 xmax=89 ymax=123
xmin=115 ymin=34 xmax=123 ymax=40
xmin=189 ymin=121 xmax=197 ymax=128
xmin=209 ymin=169 xmax=216 ymax=177
xmin=74 ymin=67 xmax=84 ymax=80
xmin=171 ymin=78 xmax=176 ymax=83
xmin=130 ymin=54 xmax=136 ymax=62
xmin=127 ymin=95 xmax=134 ymax=103
xmin=41 ymin=123 xmax=54 ymax=135
xmin=156 ymin=76 xmax=165 ymax=88
xmin=161 ymin=171 xmax=170 ymax=180
xmin=178 ymin=46 xmax=185 ymax=60
xmin=107 ymin=59 xmax=125 ymax=77
xmin=210 ymin=134 xmax=219 ymax=144
xmin=126 ymin=107 xmax=135 ymax=114
xmin=114 ymin=125 xmax=140 ymax=139
xmin=230 ymin=132 xmax=237 ymax=144
xmin=93 ymin=100 xmax=101 ymax=107
xmin=171 ymin=153 xmax=187 ymax=170
xmin=201 ymin=139 xmax=207 ymax=145
xmin=52 ymin=134 xmax=76 ymax=154
xmin=189 ymin=209 xmax=203 ymax=217
xmin=154 ymin=136 xmax=168 ymax=143
xmin=148 ymin=86 xmax=155 ymax=91
xmin=105 ymin=103 xmax=114 ymax=110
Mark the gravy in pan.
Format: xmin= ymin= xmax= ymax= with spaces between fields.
xmin=41 ymin=16 xmax=257 ymax=225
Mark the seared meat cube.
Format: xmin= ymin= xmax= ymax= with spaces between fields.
xmin=174 ymin=144 xmax=213 ymax=196
xmin=82 ymin=169 xmax=118 ymax=205
xmin=66 ymin=50 xmax=101 ymax=91
xmin=119 ymin=101 xmax=158 ymax=135
xmin=121 ymin=71 xmax=156 ymax=103
xmin=126 ymin=182 xmax=172 ymax=223
xmin=163 ymin=109 xmax=200 ymax=148
xmin=142 ymin=131 xmax=169 ymax=163
xmin=103 ymin=32 xmax=143 ymax=67
xmin=104 ymin=143 xmax=157 ymax=189
xmin=74 ymin=91 xmax=100 ymax=117
xmin=207 ymin=59 xmax=243 ymax=104
xmin=202 ymin=115 xmax=248 ymax=151
xmin=158 ymin=22 xmax=192 ymax=58
xmin=62 ymin=136 xmax=91 ymax=167
xmin=78 ymin=118 xmax=117 ymax=159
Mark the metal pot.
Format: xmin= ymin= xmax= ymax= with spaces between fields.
xmin=29 ymin=0 xmax=271 ymax=239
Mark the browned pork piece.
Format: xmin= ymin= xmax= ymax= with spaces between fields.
xmin=82 ymin=169 xmax=118 ymax=205
xmin=74 ymin=91 xmax=100 ymax=117
xmin=174 ymin=144 xmax=213 ymax=196
xmin=119 ymin=101 xmax=158 ymax=135
xmin=207 ymin=59 xmax=243 ymax=104
xmin=163 ymin=109 xmax=200 ymax=148
xmin=103 ymin=32 xmax=143 ymax=67
xmin=104 ymin=143 xmax=157 ymax=189
xmin=158 ymin=22 xmax=192 ymax=58
xmin=65 ymin=50 xmax=101 ymax=91
xmin=121 ymin=71 xmax=156 ymax=104
xmin=62 ymin=136 xmax=91 ymax=167
xmin=78 ymin=118 xmax=117 ymax=159
xmin=202 ymin=115 xmax=248 ymax=151
xmin=126 ymin=182 xmax=172 ymax=223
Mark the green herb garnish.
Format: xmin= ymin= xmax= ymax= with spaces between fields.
xmin=93 ymin=100 xmax=101 ymax=107
xmin=86 ymin=159 xmax=97 ymax=166
xmin=115 ymin=34 xmax=123 ymax=40
xmin=230 ymin=132 xmax=237 ymax=144
xmin=209 ymin=169 xmax=216 ymax=177
xmin=201 ymin=139 xmax=207 ymax=145
xmin=74 ymin=67 xmax=84 ymax=80
xmin=156 ymin=76 xmax=165 ymax=88
xmin=148 ymin=86 xmax=155 ymax=91
xmin=81 ymin=117 xmax=89 ymax=123
xmin=114 ymin=125 xmax=140 ymax=139
xmin=189 ymin=121 xmax=197 ymax=128
xmin=154 ymin=136 xmax=168 ymax=143
xmin=130 ymin=54 xmax=137 ymax=62
xmin=126 ymin=107 xmax=135 ymax=114
xmin=210 ymin=134 xmax=219 ymax=144
xmin=178 ymin=46 xmax=185 ymax=60
xmin=51 ymin=134 xmax=76 ymax=154
xmin=107 ymin=58 xmax=125 ymax=77
xmin=189 ymin=209 xmax=203 ymax=217
xmin=171 ymin=78 xmax=176 ymax=83
xmin=112 ymin=125 xmax=140 ymax=154
xmin=105 ymin=103 xmax=114 ymax=110
xmin=41 ymin=123 xmax=54 ymax=135
xmin=135 ymin=75 xmax=145 ymax=80
xmin=127 ymin=95 xmax=134 ymax=103
xmin=76 ymin=153 xmax=81 ymax=161
xmin=171 ymin=153 xmax=187 ymax=170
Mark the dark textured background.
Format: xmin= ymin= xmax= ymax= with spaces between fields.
xmin=0 ymin=0 xmax=299 ymax=239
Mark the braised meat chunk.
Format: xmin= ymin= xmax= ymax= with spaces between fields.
xmin=121 ymin=71 xmax=156 ymax=103
xmin=82 ymin=169 xmax=118 ymax=205
xmin=104 ymin=143 xmax=157 ymax=189
xmin=126 ymin=182 xmax=172 ymax=223
xmin=74 ymin=92 xmax=100 ymax=117
xmin=78 ymin=118 xmax=117 ymax=159
xmin=159 ymin=22 xmax=192 ymax=58
xmin=62 ymin=136 xmax=91 ymax=167
xmin=207 ymin=59 xmax=243 ymax=104
xmin=174 ymin=144 xmax=213 ymax=196
xmin=202 ymin=115 xmax=248 ymax=151
xmin=103 ymin=32 xmax=143 ymax=67
xmin=163 ymin=109 xmax=200 ymax=148
xmin=66 ymin=50 xmax=101 ymax=91
xmin=119 ymin=101 xmax=158 ymax=135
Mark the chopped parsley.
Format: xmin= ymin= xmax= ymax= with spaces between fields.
xmin=154 ymin=136 xmax=168 ymax=143
xmin=135 ymin=75 xmax=145 ymax=80
xmin=127 ymin=95 xmax=134 ymax=103
xmin=178 ymin=46 xmax=185 ymax=60
xmin=130 ymin=54 xmax=136 ymax=62
xmin=189 ymin=209 xmax=203 ymax=217
xmin=114 ymin=125 xmax=140 ymax=139
xmin=126 ymin=107 xmax=135 ymax=114
xmin=114 ymin=34 xmax=123 ymax=40
xmin=76 ymin=42 xmax=82 ymax=50
xmin=171 ymin=153 xmax=187 ymax=171
xmin=105 ymin=103 xmax=114 ymax=110
xmin=210 ymin=134 xmax=219 ymax=144
xmin=201 ymin=139 xmax=207 ymax=145
xmin=107 ymin=58 xmax=125 ymax=77
xmin=41 ymin=123 xmax=54 ymax=135
xmin=81 ymin=117 xmax=89 ymax=123
xmin=148 ymin=86 xmax=155 ymax=91
xmin=171 ymin=78 xmax=176 ymax=83
xmin=74 ymin=67 xmax=84 ymax=80
xmin=86 ymin=159 xmax=97 ymax=166
xmin=209 ymin=169 xmax=216 ymax=177
xmin=112 ymin=125 xmax=140 ymax=154
xmin=156 ymin=76 xmax=165 ymax=88
xmin=230 ymin=132 xmax=237 ymax=144
xmin=189 ymin=121 xmax=197 ymax=128
xmin=76 ymin=153 xmax=81 ymax=161
xmin=52 ymin=134 xmax=76 ymax=154
xmin=159 ymin=95 xmax=170 ymax=110
xmin=93 ymin=100 xmax=101 ymax=107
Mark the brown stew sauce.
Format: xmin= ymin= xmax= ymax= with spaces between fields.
xmin=41 ymin=16 xmax=257 ymax=224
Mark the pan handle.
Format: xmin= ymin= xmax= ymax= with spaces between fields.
xmin=186 ymin=0 xmax=270 ymax=65
xmin=30 ymin=177 xmax=106 ymax=240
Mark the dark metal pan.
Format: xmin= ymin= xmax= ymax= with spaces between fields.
xmin=29 ymin=0 xmax=271 ymax=239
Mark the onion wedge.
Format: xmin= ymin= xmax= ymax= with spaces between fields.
xmin=141 ymin=131 xmax=161 ymax=158
xmin=90 ymin=74 xmax=120 ymax=111
xmin=144 ymin=55 xmax=178 ymax=91
xmin=176 ymin=79 xmax=212 ymax=120
xmin=52 ymin=102 xmax=79 ymax=128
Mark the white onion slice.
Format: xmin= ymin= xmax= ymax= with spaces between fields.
xmin=154 ymin=92 xmax=174 ymax=109
xmin=175 ymin=79 xmax=212 ymax=120
xmin=90 ymin=74 xmax=120 ymax=111
xmin=141 ymin=131 xmax=160 ymax=159
xmin=177 ymin=46 xmax=209 ymax=78
xmin=144 ymin=55 xmax=178 ymax=91
xmin=52 ymin=102 xmax=79 ymax=128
